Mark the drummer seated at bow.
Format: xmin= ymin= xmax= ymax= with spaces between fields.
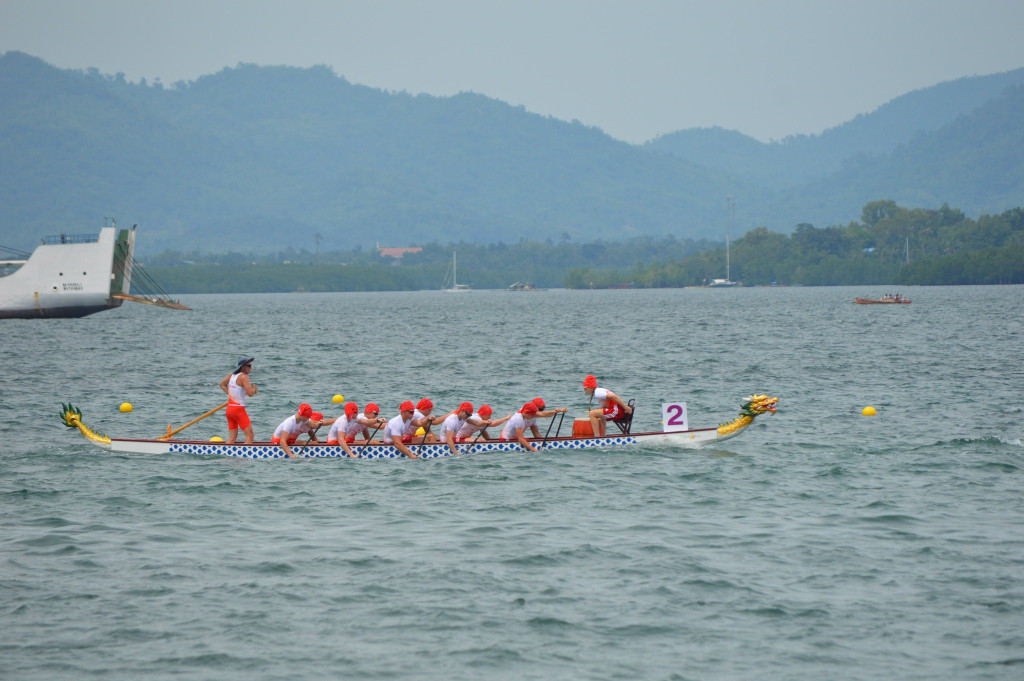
xmin=271 ymin=403 xmax=322 ymax=458
xmin=583 ymin=375 xmax=633 ymax=437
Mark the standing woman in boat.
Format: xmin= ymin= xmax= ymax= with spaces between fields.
xmin=218 ymin=356 xmax=258 ymax=444
xmin=583 ymin=375 xmax=632 ymax=437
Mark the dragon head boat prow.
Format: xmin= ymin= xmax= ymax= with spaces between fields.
xmin=59 ymin=402 xmax=111 ymax=445
xmin=716 ymin=394 xmax=779 ymax=437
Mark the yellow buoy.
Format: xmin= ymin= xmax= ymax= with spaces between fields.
xmin=119 ymin=402 xmax=133 ymax=413
xmin=210 ymin=436 xmax=224 ymax=442
xmin=862 ymin=406 xmax=877 ymax=416
xmin=332 ymin=394 xmax=345 ymax=404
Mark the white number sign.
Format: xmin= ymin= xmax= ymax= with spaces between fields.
xmin=661 ymin=402 xmax=688 ymax=432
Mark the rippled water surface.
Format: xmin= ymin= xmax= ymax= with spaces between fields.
xmin=3 ymin=286 xmax=1023 ymax=680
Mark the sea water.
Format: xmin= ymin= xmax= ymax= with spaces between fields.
xmin=2 ymin=286 xmax=1023 ymax=680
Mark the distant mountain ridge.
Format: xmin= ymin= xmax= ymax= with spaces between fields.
xmin=643 ymin=67 xmax=1024 ymax=186
xmin=1 ymin=51 xmax=1022 ymax=253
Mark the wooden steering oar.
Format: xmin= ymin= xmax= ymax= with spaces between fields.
xmin=158 ymin=401 xmax=229 ymax=441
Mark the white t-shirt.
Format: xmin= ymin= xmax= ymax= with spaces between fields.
xmin=274 ymin=415 xmax=311 ymax=439
xmin=345 ymin=414 xmax=372 ymax=439
xmin=327 ymin=415 xmax=350 ymax=441
xmin=456 ymin=413 xmax=488 ymax=438
xmin=403 ymin=409 xmax=428 ymax=437
xmin=501 ymin=413 xmax=530 ymax=440
xmin=593 ymin=387 xmax=610 ymax=406
xmin=439 ymin=412 xmax=467 ymax=441
xmin=383 ymin=415 xmax=409 ymax=444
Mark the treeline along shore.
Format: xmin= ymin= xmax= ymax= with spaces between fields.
xmin=143 ymin=201 xmax=1024 ymax=294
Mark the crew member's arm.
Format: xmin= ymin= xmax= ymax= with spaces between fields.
xmin=338 ymin=437 xmax=357 ymax=459
xmin=238 ymin=373 xmax=257 ymax=396
xmin=391 ymin=438 xmax=419 ymax=460
xmin=280 ymin=430 xmax=297 ymax=458
xmin=219 ymin=374 xmax=232 ymax=396
xmin=516 ymin=427 xmax=538 ymax=452
xmin=605 ymin=392 xmax=632 ymax=413
xmin=445 ymin=429 xmax=459 ymax=456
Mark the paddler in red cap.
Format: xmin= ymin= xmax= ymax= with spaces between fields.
xmin=326 ymin=402 xmax=361 ymax=458
xmin=456 ymin=404 xmax=512 ymax=442
xmin=382 ymin=401 xmax=420 ymax=459
xmin=219 ymin=356 xmax=257 ymax=444
xmin=530 ymin=397 xmax=568 ymax=422
xmin=583 ymin=375 xmax=632 ymax=437
xmin=405 ymin=398 xmax=443 ymax=444
xmin=500 ymin=402 xmax=542 ymax=452
xmin=327 ymin=402 xmax=388 ymax=458
xmin=438 ymin=401 xmax=477 ymax=455
xmin=272 ymin=403 xmax=320 ymax=458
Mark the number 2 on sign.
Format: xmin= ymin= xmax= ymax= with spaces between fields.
xmin=661 ymin=402 xmax=688 ymax=432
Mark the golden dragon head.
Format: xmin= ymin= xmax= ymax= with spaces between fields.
xmin=740 ymin=394 xmax=779 ymax=417
xmin=717 ymin=394 xmax=779 ymax=436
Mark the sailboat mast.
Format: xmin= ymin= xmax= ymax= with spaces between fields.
xmin=726 ymin=236 xmax=730 ymax=281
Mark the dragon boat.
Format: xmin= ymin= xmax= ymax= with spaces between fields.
xmin=59 ymin=395 xmax=779 ymax=460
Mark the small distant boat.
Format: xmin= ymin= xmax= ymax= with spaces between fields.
xmin=505 ymin=281 xmax=544 ymax=291
xmin=442 ymin=251 xmax=471 ymax=293
xmin=708 ymin=235 xmax=739 ymax=287
xmin=854 ymin=295 xmax=911 ymax=305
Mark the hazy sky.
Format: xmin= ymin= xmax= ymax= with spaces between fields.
xmin=3 ymin=0 xmax=1023 ymax=144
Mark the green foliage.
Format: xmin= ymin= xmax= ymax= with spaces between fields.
xmin=566 ymin=202 xmax=1024 ymax=288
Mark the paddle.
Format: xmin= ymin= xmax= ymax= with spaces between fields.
xmin=295 ymin=426 xmax=320 ymax=458
xmin=466 ymin=425 xmax=489 ymax=455
xmin=553 ymin=411 xmax=565 ymax=438
xmin=158 ymin=401 xmax=229 ymax=441
xmin=538 ymin=410 xmax=564 ymax=451
xmin=417 ymin=417 xmax=435 ymax=457
xmin=359 ymin=420 xmax=385 ymax=456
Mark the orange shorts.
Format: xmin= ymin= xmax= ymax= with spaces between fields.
xmin=226 ymin=405 xmax=251 ymax=431
xmin=271 ymin=436 xmax=298 ymax=445
xmin=327 ymin=437 xmax=356 ymax=445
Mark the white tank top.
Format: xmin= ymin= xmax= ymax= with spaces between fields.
xmin=228 ymin=373 xmax=247 ymax=406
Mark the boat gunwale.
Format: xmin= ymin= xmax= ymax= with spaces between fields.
xmin=107 ymin=427 xmax=720 ymax=447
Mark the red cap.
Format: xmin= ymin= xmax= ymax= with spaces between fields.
xmin=400 ymin=400 xmax=415 ymax=412
xmin=459 ymin=401 xmax=473 ymax=414
xmin=583 ymin=375 xmax=597 ymax=388
xmin=417 ymin=398 xmax=433 ymax=411
xmin=478 ymin=405 xmax=493 ymax=417
xmin=298 ymin=403 xmax=313 ymax=418
xmin=532 ymin=397 xmax=545 ymax=410
xmin=345 ymin=402 xmax=359 ymax=416
xmin=521 ymin=403 xmax=538 ymax=415
xmin=365 ymin=403 xmax=380 ymax=414
xmin=311 ymin=412 xmax=324 ymax=421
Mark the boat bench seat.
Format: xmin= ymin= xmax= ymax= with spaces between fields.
xmin=612 ymin=399 xmax=635 ymax=435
